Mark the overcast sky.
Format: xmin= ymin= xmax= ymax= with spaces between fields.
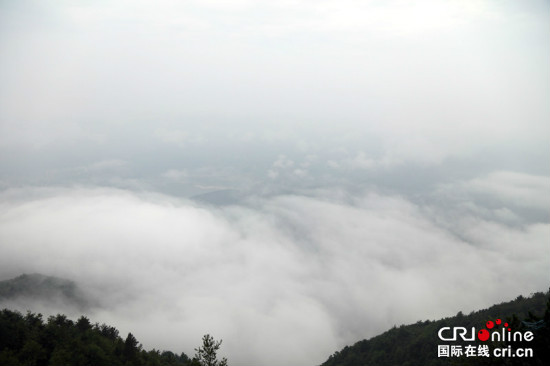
xmin=0 ymin=1 xmax=549 ymax=365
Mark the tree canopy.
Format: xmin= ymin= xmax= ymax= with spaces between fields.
xmin=193 ymin=334 xmax=228 ymax=366
xmin=0 ymin=310 xmax=191 ymax=366
xmin=321 ymin=290 xmax=550 ymax=366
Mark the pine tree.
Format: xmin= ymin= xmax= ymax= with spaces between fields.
xmin=193 ymin=334 xmax=228 ymax=366
xmin=123 ymin=332 xmax=140 ymax=364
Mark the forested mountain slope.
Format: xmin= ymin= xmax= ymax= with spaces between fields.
xmin=2 ymin=274 xmax=548 ymax=366
xmin=0 ymin=309 xmax=192 ymax=366
xmin=321 ymin=291 xmax=550 ymax=366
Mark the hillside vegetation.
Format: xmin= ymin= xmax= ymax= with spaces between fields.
xmin=0 ymin=309 xmax=192 ymax=366
xmin=321 ymin=290 xmax=550 ymax=366
xmin=1 ymin=273 xmax=548 ymax=366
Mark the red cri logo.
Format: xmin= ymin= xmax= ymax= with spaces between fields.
xmin=477 ymin=318 xmax=510 ymax=341
xmin=477 ymin=329 xmax=490 ymax=341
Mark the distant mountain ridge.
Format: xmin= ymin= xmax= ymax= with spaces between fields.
xmin=0 ymin=273 xmax=94 ymax=312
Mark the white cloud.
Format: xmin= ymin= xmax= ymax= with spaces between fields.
xmin=328 ymin=151 xmax=402 ymax=170
xmin=441 ymin=171 xmax=550 ymax=211
xmin=293 ymin=168 xmax=307 ymax=177
xmin=60 ymin=0 xmax=488 ymax=38
xmin=155 ymin=129 xmax=188 ymax=147
xmin=162 ymin=169 xmax=188 ymax=181
xmin=465 ymin=171 xmax=550 ymax=210
xmin=0 ymin=186 xmax=547 ymax=366
xmin=272 ymin=155 xmax=294 ymax=169
xmin=78 ymin=159 xmax=128 ymax=172
xmin=1 ymin=0 xmax=547 ymax=165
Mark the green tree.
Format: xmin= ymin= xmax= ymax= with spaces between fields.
xmin=123 ymin=332 xmax=140 ymax=365
xmin=18 ymin=339 xmax=47 ymax=366
xmin=76 ymin=316 xmax=92 ymax=332
xmin=193 ymin=334 xmax=227 ymax=366
xmin=48 ymin=347 xmax=73 ymax=366
xmin=0 ymin=308 xmax=191 ymax=366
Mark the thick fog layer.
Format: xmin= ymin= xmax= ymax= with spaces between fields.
xmin=0 ymin=1 xmax=548 ymax=365
xmin=1 ymin=183 xmax=548 ymax=365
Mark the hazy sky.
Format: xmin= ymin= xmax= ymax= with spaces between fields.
xmin=0 ymin=1 xmax=549 ymax=365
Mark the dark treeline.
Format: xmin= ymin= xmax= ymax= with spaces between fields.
xmin=2 ymin=290 xmax=549 ymax=366
xmin=321 ymin=290 xmax=550 ymax=366
xmin=0 ymin=310 xmax=192 ymax=366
